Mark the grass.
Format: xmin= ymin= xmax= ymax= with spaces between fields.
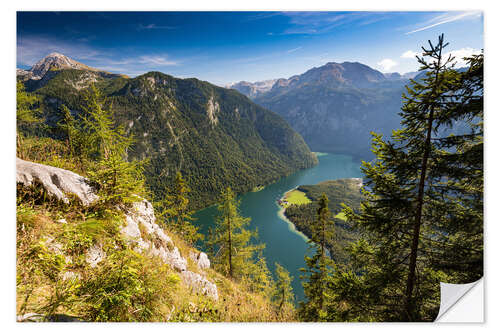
xmin=334 ymin=211 xmax=347 ymax=221
xmin=280 ymin=189 xmax=311 ymax=208
xmin=251 ymin=185 xmax=265 ymax=192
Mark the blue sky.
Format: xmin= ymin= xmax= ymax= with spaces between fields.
xmin=17 ymin=11 xmax=483 ymax=85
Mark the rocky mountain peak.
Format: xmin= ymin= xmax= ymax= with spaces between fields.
xmin=28 ymin=52 xmax=96 ymax=79
xmin=226 ymin=79 xmax=279 ymax=99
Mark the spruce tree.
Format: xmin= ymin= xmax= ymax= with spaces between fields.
xmin=298 ymin=193 xmax=335 ymax=321
xmin=327 ymin=35 xmax=483 ymax=321
xmin=425 ymin=53 xmax=483 ymax=282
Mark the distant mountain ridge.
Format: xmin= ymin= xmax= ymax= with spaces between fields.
xmin=17 ymin=53 xmax=317 ymax=210
xmin=247 ymin=61 xmax=415 ymax=159
xmin=225 ymin=79 xmax=278 ymax=99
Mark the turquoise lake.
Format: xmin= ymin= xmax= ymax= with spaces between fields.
xmin=192 ymin=153 xmax=363 ymax=301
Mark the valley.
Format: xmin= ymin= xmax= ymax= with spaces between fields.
xmin=18 ymin=54 xmax=318 ymax=210
xmin=192 ymin=153 xmax=363 ymax=301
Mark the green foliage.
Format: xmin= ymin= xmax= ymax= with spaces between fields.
xmin=17 ymin=81 xmax=40 ymax=125
xmin=273 ymin=263 xmax=295 ymax=319
xmin=298 ymin=194 xmax=336 ymax=321
xmin=16 ymin=202 xmax=180 ymax=322
xmin=77 ymin=249 xmax=179 ymax=322
xmin=155 ymin=171 xmax=202 ymax=245
xmin=207 ymin=187 xmax=264 ymax=280
xmin=325 ymin=36 xmax=483 ymax=322
xmin=284 ymin=178 xmax=363 ymax=264
xmin=17 ymin=81 xmax=43 ymax=158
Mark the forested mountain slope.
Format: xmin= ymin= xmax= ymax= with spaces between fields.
xmin=19 ymin=54 xmax=317 ymax=210
xmin=250 ymin=62 xmax=410 ymax=159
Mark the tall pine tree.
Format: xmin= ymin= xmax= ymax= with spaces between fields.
xmin=327 ymin=35 xmax=483 ymax=322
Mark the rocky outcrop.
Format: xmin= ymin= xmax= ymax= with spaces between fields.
xmin=190 ymin=251 xmax=210 ymax=270
xmin=181 ymin=271 xmax=218 ymax=300
xmin=85 ymin=244 xmax=106 ymax=268
xmin=16 ymin=158 xmax=218 ymax=300
xmin=122 ymin=198 xmax=217 ymax=299
xmin=16 ymin=158 xmax=98 ymax=205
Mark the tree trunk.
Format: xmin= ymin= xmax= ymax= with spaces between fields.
xmin=228 ymin=214 xmax=233 ymax=278
xmin=404 ymin=38 xmax=443 ymax=320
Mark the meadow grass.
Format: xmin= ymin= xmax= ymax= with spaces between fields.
xmin=282 ymin=189 xmax=311 ymax=207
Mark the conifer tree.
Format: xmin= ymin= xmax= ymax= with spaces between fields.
xmin=327 ymin=35 xmax=483 ymax=321
xmin=245 ymin=255 xmax=275 ymax=295
xmin=16 ymin=81 xmax=40 ymax=157
xmin=81 ymin=84 xmax=145 ymax=207
xmin=157 ymin=171 xmax=202 ymax=245
xmin=57 ymin=105 xmax=90 ymax=164
xmin=273 ymin=263 xmax=294 ymax=318
xmin=207 ymin=187 xmax=264 ymax=279
xmin=424 ymin=53 xmax=483 ymax=282
xmin=298 ymin=193 xmax=335 ymax=321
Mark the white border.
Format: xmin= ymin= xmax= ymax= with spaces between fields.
xmin=2 ymin=1 xmax=497 ymax=332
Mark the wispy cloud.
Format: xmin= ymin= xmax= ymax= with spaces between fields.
xmin=137 ymin=55 xmax=178 ymax=66
xmin=405 ymin=11 xmax=482 ymax=35
xmin=377 ymin=58 xmax=398 ymax=72
xmin=286 ymin=46 xmax=302 ymax=54
xmin=444 ymin=47 xmax=481 ymax=67
xmin=401 ymin=50 xmax=418 ymax=59
xmin=243 ymin=12 xmax=282 ymax=22
xmin=137 ymin=23 xmax=177 ymax=30
xmin=17 ymin=35 xmax=179 ymax=76
xmin=17 ymin=35 xmax=105 ymax=68
xmin=268 ymin=12 xmax=387 ymax=35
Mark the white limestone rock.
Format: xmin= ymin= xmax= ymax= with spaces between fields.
xmin=181 ymin=271 xmax=218 ymax=300
xmin=85 ymin=244 xmax=105 ymax=268
xmin=16 ymin=158 xmax=98 ymax=205
xmin=190 ymin=251 xmax=210 ymax=270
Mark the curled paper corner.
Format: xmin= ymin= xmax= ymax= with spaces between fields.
xmin=435 ymin=278 xmax=483 ymax=322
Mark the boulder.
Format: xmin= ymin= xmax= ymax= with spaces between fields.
xmin=190 ymin=251 xmax=210 ymax=270
xmin=181 ymin=271 xmax=218 ymax=300
xmin=85 ymin=244 xmax=105 ymax=268
xmin=16 ymin=158 xmax=98 ymax=205
xmin=17 ymin=158 xmax=218 ymax=300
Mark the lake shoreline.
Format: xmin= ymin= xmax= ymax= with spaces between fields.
xmin=276 ymin=202 xmax=310 ymax=243
xmin=192 ymin=153 xmax=363 ymax=301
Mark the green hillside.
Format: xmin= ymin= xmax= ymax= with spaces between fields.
xmin=283 ymin=178 xmax=363 ymax=264
xmin=21 ymin=68 xmax=317 ymax=210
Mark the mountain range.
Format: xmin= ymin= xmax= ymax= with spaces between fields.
xmin=17 ymin=53 xmax=318 ymax=209
xmin=228 ymin=62 xmax=419 ymax=159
